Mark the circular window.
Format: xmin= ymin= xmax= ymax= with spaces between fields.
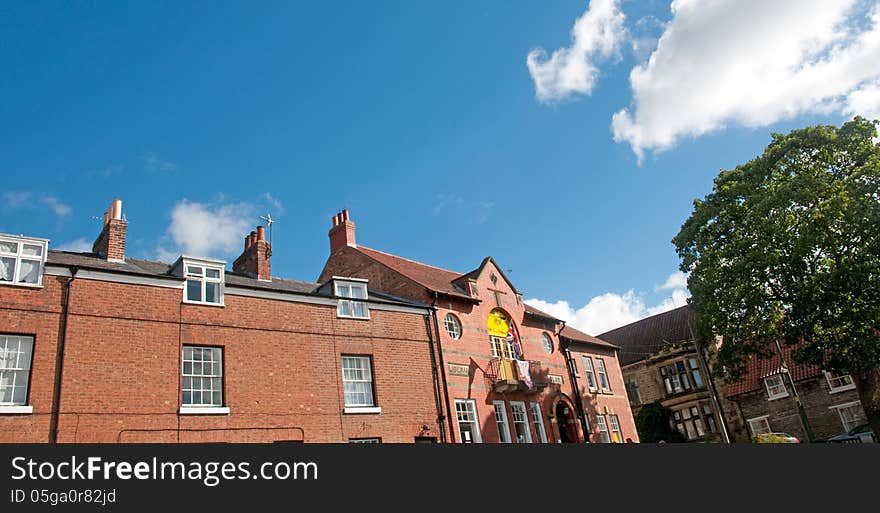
xmin=541 ymin=333 xmax=554 ymax=354
xmin=444 ymin=313 xmax=462 ymax=340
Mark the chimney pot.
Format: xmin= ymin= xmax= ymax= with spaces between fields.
xmin=257 ymin=225 xmax=265 ymax=241
xmin=234 ymin=225 xmax=271 ymax=281
xmin=342 ymin=209 xmax=349 ymax=221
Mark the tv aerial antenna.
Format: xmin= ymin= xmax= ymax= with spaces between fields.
xmin=259 ymin=213 xmax=274 ymax=256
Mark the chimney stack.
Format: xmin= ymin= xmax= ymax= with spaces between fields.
xmin=329 ymin=209 xmax=356 ymax=253
xmin=92 ymin=198 xmax=127 ymax=262
xmin=234 ymin=224 xmax=271 ymax=281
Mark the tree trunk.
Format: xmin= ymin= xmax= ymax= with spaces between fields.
xmin=854 ymin=368 xmax=880 ymax=440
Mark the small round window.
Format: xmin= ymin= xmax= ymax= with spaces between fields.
xmin=444 ymin=313 xmax=462 ymax=340
xmin=541 ymin=333 xmax=554 ymax=354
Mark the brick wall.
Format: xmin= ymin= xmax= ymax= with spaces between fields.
xmin=0 ymin=272 xmax=441 ymax=443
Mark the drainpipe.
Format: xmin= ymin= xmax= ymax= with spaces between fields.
xmin=423 ymin=311 xmax=447 ymax=443
xmin=431 ymin=292 xmax=456 ymax=443
xmin=559 ymin=321 xmax=590 ymax=443
xmin=49 ymin=266 xmax=77 ymax=443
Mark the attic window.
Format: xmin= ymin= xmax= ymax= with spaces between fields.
xmin=182 ymin=259 xmax=225 ymax=306
xmin=490 ymin=273 xmax=498 ymax=285
xmin=0 ymin=235 xmax=48 ymax=287
xmin=335 ymin=279 xmax=369 ymax=319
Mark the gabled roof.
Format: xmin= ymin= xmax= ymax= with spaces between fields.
xmin=523 ymin=303 xmax=561 ymax=322
xmin=598 ymin=305 xmax=695 ymax=366
xmin=559 ymin=325 xmax=619 ymax=350
xmin=455 ymin=256 xmax=520 ymax=295
xmin=355 ymin=246 xmax=476 ymax=301
xmin=725 ymin=344 xmax=822 ymax=397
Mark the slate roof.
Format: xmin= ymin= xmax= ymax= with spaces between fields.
xmin=46 ymin=250 xmax=420 ymax=303
xmin=597 ymin=305 xmax=695 ymax=366
xmin=559 ymin=325 xmax=619 ymax=350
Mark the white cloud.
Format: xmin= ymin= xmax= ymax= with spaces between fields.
xmin=143 ymin=154 xmax=177 ymax=172
xmin=657 ymin=270 xmax=687 ymax=291
xmin=260 ymin=193 xmax=285 ymax=216
xmin=157 ymin=200 xmax=256 ymax=261
xmin=526 ymin=271 xmax=690 ymax=335
xmin=2 ymin=191 xmax=71 ymax=218
xmin=527 ymin=0 xmax=626 ymax=102
xmin=611 ymin=0 xmax=880 ymax=161
xmin=40 ymin=196 xmax=71 ymax=217
xmin=55 ymin=238 xmax=92 ymax=253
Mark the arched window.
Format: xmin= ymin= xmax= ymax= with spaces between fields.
xmin=541 ymin=332 xmax=554 ymax=354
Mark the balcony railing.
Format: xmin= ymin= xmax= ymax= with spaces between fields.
xmin=485 ymin=357 xmax=543 ymax=393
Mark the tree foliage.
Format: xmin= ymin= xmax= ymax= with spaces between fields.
xmin=634 ymin=401 xmax=685 ymax=443
xmin=673 ymin=116 xmax=880 ymax=431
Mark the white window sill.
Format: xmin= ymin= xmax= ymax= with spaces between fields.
xmin=0 ymin=281 xmax=43 ymax=289
xmin=179 ymin=406 xmax=230 ymax=415
xmin=0 ymin=405 xmax=33 ymax=414
xmin=182 ymin=300 xmax=225 ymax=308
xmin=344 ymin=406 xmax=382 ymax=414
xmin=829 ymin=384 xmax=857 ymax=394
xmin=767 ymin=394 xmax=789 ymax=401
xmin=336 ymin=314 xmax=371 ymax=321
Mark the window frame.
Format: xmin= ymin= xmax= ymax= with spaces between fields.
xmin=334 ymin=279 xmax=370 ymax=320
xmin=493 ymin=400 xmax=512 ymax=443
xmin=179 ymin=345 xmax=228 ymax=415
xmin=509 ymin=401 xmax=533 ymax=444
xmin=747 ymin=415 xmax=772 ymax=436
xmin=596 ymin=415 xmax=611 ymax=443
xmin=454 ymin=398 xmax=482 ymax=443
xmin=182 ymin=259 xmax=225 ymax=307
xmin=583 ymin=356 xmax=598 ymax=392
xmin=830 ymin=401 xmax=867 ymax=432
xmin=541 ymin=332 xmax=554 ymax=354
xmin=595 ymin=358 xmax=611 ymax=392
xmin=824 ymin=370 xmax=856 ymax=394
xmin=341 ymin=354 xmax=379 ymax=413
xmin=0 ymin=235 xmax=48 ymax=288
xmin=764 ymin=374 xmax=789 ymax=400
xmin=0 ymin=333 xmax=35 ymax=413
xmin=609 ymin=414 xmax=623 ymax=443
xmin=444 ymin=313 xmax=462 ymax=340
xmin=530 ymin=402 xmax=549 ymax=443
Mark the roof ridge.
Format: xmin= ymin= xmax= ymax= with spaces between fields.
xmin=358 ymin=245 xmax=463 ymax=276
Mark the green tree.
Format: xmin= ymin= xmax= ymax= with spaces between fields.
xmin=634 ymin=401 xmax=685 ymax=443
xmin=673 ymin=117 xmax=880 ymax=436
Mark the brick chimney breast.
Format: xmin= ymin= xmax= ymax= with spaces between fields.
xmin=92 ymin=198 xmax=127 ymax=262
xmin=328 ymin=209 xmax=356 ymax=253
xmin=233 ymin=225 xmax=271 ymax=281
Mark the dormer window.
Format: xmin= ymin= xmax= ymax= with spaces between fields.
xmin=182 ymin=258 xmax=225 ymax=306
xmin=0 ymin=235 xmax=48 ymax=287
xmin=335 ymin=278 xmax=369 ymax=319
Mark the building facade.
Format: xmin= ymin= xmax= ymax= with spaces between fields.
xmin=599 ymin=306 xmax=743 ymax=442
xmin=726 ymin=343 xmax=869 ymax=442
xmin=0 ymin=199 xmax=444 ymax=443
xmin=319 ymin=210 xmax=638 ymax=443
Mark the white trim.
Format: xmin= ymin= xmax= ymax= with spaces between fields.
xmin=829 ymin=401 xmax=862 ymax=411
xmin=177 ymin=255 xmax=228 ymax=266
xmin=44 ymin=266 xmax=72 ymax=277
xmin=746 ymin=415 xmax=772 ymax=436
xmin=179 ymin=407 xmax=230 ymax=415
xmin=227 ymin=286 xmax=337 ymax=306
xmin=76 ymin=269 xmax=184 ymax=289
xmin=509 ymin=400 xmax=533 ymax=444
xmin=454 ymin=398 xmax=482 ymax=444
xmin=330 ymin=276 xmax=369 ymax=283
xmin=0 ymin=405 xmax=33 ymax=414
xmin=824 ymin=371 xmax=857 ymax=394
xmin=493 ymin=400 xmax=512 ymax=443
xmin=764 ymin=374 xmax=789 ymax=400
xmin=343 ymin=406 xmax=382 ymax=414
xmin=182 ymin=299 xmax=226 ymax=308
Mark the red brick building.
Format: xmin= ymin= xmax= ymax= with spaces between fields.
xmin=319 ymin=210 xmax=639 ymax=443
xmin=0 ymin=199 xmax=444 ymax=443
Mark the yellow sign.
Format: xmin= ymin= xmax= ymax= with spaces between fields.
xmin=487 ymin=310 xmax=509 ymax=337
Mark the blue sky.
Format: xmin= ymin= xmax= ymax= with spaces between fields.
xmin=3 ymin=1 xmax=878 ymax=334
